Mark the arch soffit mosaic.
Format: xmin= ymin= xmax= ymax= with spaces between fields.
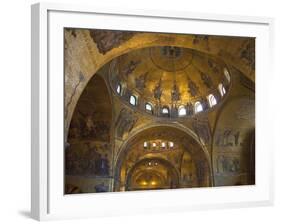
xmin=113 ymin=123 xmax=213 ymax=184
xmin=114 ymin=123 xmax=210 ymax=163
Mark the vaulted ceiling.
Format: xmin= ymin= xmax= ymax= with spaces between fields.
xmin=64 ymin=29 xmax=255 ymax=130
xmin=65 ymin=28 xmax=255 ymax=193
xmin=109 ymin=46 xmax=230 ymax=111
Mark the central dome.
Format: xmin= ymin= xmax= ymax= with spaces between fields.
xmin=150 ymin=46 xmax=193 ymax=71
xmin=109 ymin=46 xmax=231 ymax=118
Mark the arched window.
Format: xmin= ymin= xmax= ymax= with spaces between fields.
xmin=129 ymin=95 xmax=137 ymax=106
xmin=145 ymin=103 xmax=153 ymax=112
xmin=161 ymin=142 xmax=166 ymax=149
xmin=162 ymin=107 xmax=169 ymax=114
xmin=218 ymin=83 xmax=226 ymax=96
xmin=143 ymin=142 xmax=148 ymax=149
xmin=116 ymin=83 xmax=122 ymax=94
xmin=194 ymin=101 xmax=203 ymax=113
xmin=178 ymin=105 xmax=186 ymax=116
xmin=208 ymin=94 xmax=217 ymax=107
xmin=223 ymin=68 xmax=231 ymax=83
xmin=169 ymin=141 xmax=174 ymax=148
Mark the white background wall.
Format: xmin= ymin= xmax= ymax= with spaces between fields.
xmin=0 ymin=0 xmax=280 ymax=223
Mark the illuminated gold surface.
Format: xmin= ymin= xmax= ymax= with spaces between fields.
xmin=110 ymin=46 xmax=228 ymax=106
xmin=65 ymin=29 xmax=255 ymax=193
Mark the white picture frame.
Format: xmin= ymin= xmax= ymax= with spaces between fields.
xmin=31 ymin=2 xmax=274 ymax=221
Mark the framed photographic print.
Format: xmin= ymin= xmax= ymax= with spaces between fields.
xmin=31 ymin=2 xmax=274 ymax=221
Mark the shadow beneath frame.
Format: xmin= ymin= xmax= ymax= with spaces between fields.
xmin=18 ymin=210 xmax=32 ymax=219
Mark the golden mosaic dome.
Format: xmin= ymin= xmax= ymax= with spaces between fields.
xmin=109 ymin=46 xmax=231 ymax=118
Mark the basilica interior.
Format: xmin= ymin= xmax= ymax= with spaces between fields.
xmin=64 ymin=28 xmax=255 ymax=194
